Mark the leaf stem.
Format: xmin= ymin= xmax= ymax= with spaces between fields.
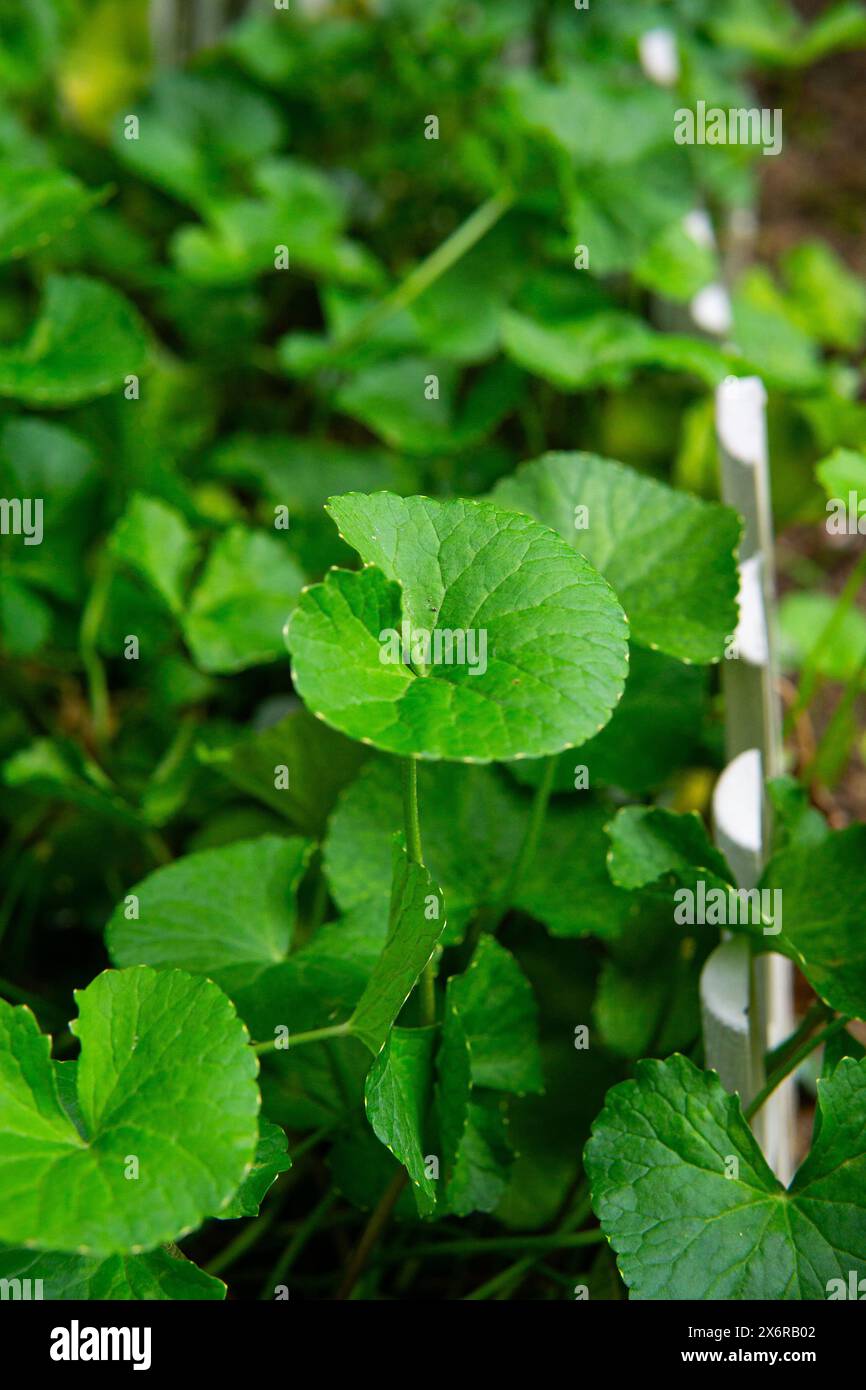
xmin=745 ymin=1015 xmax=849 ymax=1122
xmin=336 ymin=1169 xmax=408 ymax=1299
xmin=401 ymin=756 xmax=424 ymax=865
xmin=402 ymin=755 xmax=437 ymax=1024
xmin=260 ymin=1188 xmax=339 ymax=1299
xmin=326 ymin=190 xmax=514 ymax=360
xmin=79 ymin=554 xmax=113 ymax=752
xmin=254 ymin=1021 xmax=350 ymax=1054
xmin=390 ymin=1229 xmax=605 ymax=1260
xmin=204 ymin=1208 xmax=277 ymax=1277
xmin=465 ymin=754 xmax=557 ymax=948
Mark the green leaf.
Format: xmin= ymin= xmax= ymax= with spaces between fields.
xmin=286 ymin=492 xmax=628 ymax=761
xmin=779 ymin=591 xmax=866 ymax=685
xmin=492 ymin=452 xmax=741 ymax=663
xmin=331 ymin=358 xmax=519 ymax=454
xmin=185 ymin=526 xmax=305 ymax=673
xmin=768 ymin=776 xmax=830 ymax=855
xmin=781 ymin=241 xmax=866 ymax=351
xmin=107 ymin=836 xmax=313 ymax=997
xmin=761 ymin=827 xmax=866 ymax=1018
xmin=0 ymin=275 xmax=150 ymax=406
xmin=199 ymin=706 xmax=367 ymax=837
xmin=218 ymin=1118 xmax=291 ymax=1219
xmin=633 ymin=218 xmax=718 ymax=303
xmin=109 ymin=493 xmax=196 ymax=616
xmin=112 ymin=72 xmax=284 ymax=211
xmin=0 ymin=966 xmax=259 ymax=1254
xmin=816 ymin=446 xmax=866 ymax=506
xmin=509 ymin=649 xmax=708 ymax=794
xmin=446 ymin=936 xmax=543 ymax=1094
xmin=0 ymin=165 xmax=106 ymax=263
xmin=586 ymin=1053 xmax=866 ymax=1299
xmin=501 ymin=311 xmax=730 ymax=392
xmin=2 ymin=737 xmax=144 ymax=827
xmin=324 ymin=758 xmax=629 ymax=944
xmin=349 ymin=844 xmax=445 ymax=1057
xmin=435 ymin=999 xmax=513 ymax=1216
xmin=0 ymin=1245 xmax=226 ymax=1300
xmin=732 ymin=268 xmax=824 ymax=391
xmin=605 ymin=805 xmax=734 ymax=894
xmin=365 ymin=1025 xmax=437 ymax=1216
xmin=324 ymin=759 xmax=524 ymax=945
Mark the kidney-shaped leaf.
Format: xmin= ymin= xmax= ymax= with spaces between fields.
xmin=492 ymin=452 xmax=741 ymax=664
xmin=0 ymin=966 xmax=259 ymax=1255
xmin=586 ymin=1053 xmax=866 ymax=1299
xmin=286 ymin=492 xmax=628 ymax=761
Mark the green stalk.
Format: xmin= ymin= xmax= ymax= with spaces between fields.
xmin=254 ymin=1021 xmax=350 ymax=1054
xmin=745 ymin=1015 xmax=849 ymax=1122
xmin=260 ymin=1188 xmax=339 ymax=1299
xmin=325 ymin=191 xmax=514 ymax=361
xmin=401 ymin=756 xmax=424 ymax=866
xmin=390 ymin=1229 xmax=604 ymax=1260
xmin=465 ymin=754 xmax=557 ymax=950
xmin=808 ymin=648 xmax=866 ymax=786
xmin=79 ymin=555 xmax=114 ymax=751
xmin=764 ymin=1000 xmax=833 ymax=1075
xmin=403 ymin=756 xmax=436 ymax=1025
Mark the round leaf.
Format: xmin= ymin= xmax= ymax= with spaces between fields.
xmin=286 ymin=492 xmax=628 ymax=761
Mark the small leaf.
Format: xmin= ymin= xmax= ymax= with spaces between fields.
xmin=349 ymin=843 xmax=445 ymax=1057
xmin=446 ymin=936 xmax=543 ymax=1094
xmin=365 ymin=1025 xmax=437 ymax=1215
xmin=493 ymin=452 xmax=741 ymax=664
xmin=586 ymin=1054 xmax=866 ymax=1299
xmin=0 ymin=967 xmax=259 ymax=1254
xmin=218 ymin=1118 xmax=291 ymax=1219
xmin=287 ymin=492 xmax=628 ymax=761
xmin=605 ymin=805 xmax=734 ymax=894
xmin=109 ymin=493 xmax=197 ymax=616
xmin=185 ymin=526 xmax=305 ymax=673
xmin=0 ymin=275 xmax=150 ymax=406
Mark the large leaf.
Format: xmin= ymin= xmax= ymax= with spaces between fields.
xmin=286 ymin=492 xmax=628 ymax=761
xmin=185 ymin=526 xmax=305 ymax=673
xmin=586 ymin=1053 xmax=866 ymax=1299
xmin=0 ymin=1245 xmax=225 ymax=1300
xmin=492 ymin=452 xmax=741 ymax=663
xmin=0 ymin=967 xmax=258 ymax=1254
xmin=0 ymin=275 xmax=150 ymax=406
xmin=349 ymin=844 xmax=445 ymax=1056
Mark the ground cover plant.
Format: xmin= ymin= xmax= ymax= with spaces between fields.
xmin=3 ymin=0 xmax=866 ymax=1302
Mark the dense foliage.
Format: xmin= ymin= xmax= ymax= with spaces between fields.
xmin=2 ymin=0 xmax=866 ymax=1301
